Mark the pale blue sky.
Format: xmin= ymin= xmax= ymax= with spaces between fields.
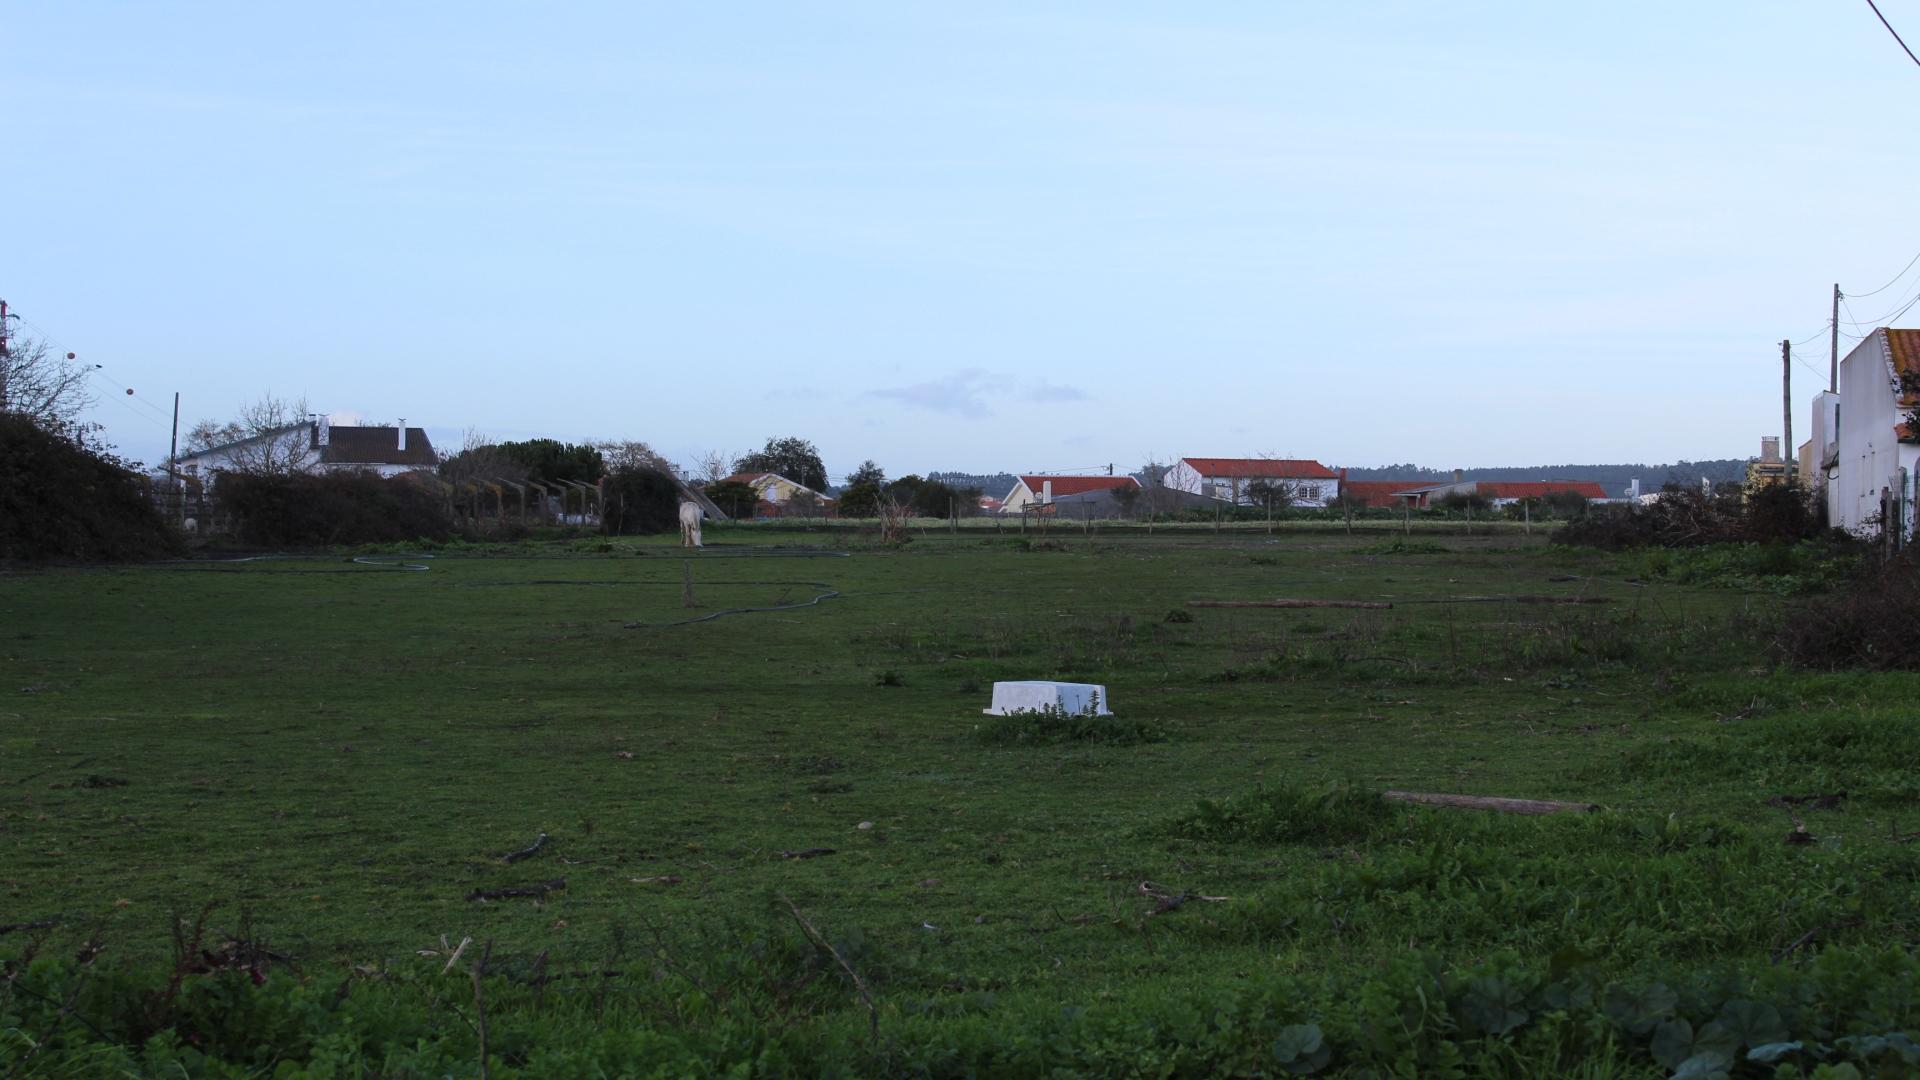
xmin=7 ymin=2 xmax=1919 ymax=480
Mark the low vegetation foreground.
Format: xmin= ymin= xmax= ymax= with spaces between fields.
xmin=4 ymin=525 xmax=1919 ymax=1076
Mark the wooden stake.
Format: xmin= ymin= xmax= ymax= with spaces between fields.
xmin=1187 ymin=598 xmax=1392 ymax=610
xmin=1383 ymin=790 xmax=1597 ymax=815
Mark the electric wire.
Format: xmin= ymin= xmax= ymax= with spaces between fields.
xmin=1866 ymin=0 xmax=1920 ymax=70
xmin=1845 ymin=249 xmax=1920 ymax=298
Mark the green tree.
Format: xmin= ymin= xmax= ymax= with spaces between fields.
xmin=837 ymin=481 xmax=884 ymax=518
xmin=495 ymin=439 xmax=606 ymax=484
xmin=704 ymin=479 xmax=760 ymax=518
xmin=734 ymin=436 xmax=828 ymax=493
xmin=846 ymin=459 xmax=886 ymax=489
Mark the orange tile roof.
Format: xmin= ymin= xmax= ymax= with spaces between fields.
xmin=1180 ymin=457 xmax=1339 ymax=479
xmin=1476 ymin=481 xmax=1609 ymax=500
xmin=1016 ymin=475 xmax=1141 ymax=497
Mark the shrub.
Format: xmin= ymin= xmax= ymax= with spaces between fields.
xmin=0 ymin=413 xmax=181 ymax=562
xmin=218 ymin=471 xmax=453 ymax=547
xmin=600 ymin=467 xmax=681 ymax=535
xmin=1773 ymin=551 xmax=1920 ymax=670
xmin=1555 ymin=484 xmax=1828 ymax=549
xmin=703 ymin=480 xmax=759 ymax=519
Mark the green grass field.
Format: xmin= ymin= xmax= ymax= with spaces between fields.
xmin=5 ymin=527 xmax=1920 ymax=1076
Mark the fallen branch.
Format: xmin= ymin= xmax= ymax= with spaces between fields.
xmin=465 ymin=879 xmax=566 ymax=902
xmin=1187 ymin=599 xmax=1392 ymax=610
xmin=1402 ymin=596 xmax=1613 ymax=605
xmin=0 ymin=917 xmax=59 ymax=936
xmin=1138 ymin=880 xmax=1228 ymax=917
xmin=471 ymin=941 xmax=492 ymax=1080
xmin=778 ymin=848 xmax=836 ymax=860
xmin=499 ymin=832 xmax=549 ymax=864
xmin=1382 ymin=790 xmax=1598 ymax=815
xmin=441 ymin=936 xmax=473 ymax=974
xmin=779 ymin=892 xmax=878 ymax=1043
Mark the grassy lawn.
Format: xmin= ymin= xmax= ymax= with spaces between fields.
xmin=3 ymin=527 xmax=1917 ymax=1075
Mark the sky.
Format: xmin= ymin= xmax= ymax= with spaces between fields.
xmin=7 ymin=2 xmax=1920 ymax=482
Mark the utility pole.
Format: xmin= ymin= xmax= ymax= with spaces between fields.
xmin=1831 ymin=283 xmax=1842 ymax=393
xmin=0 ymin=299 xmax=11 ymax=413
xmin=1783 ymin=339 xmax=1795 ymax=480
xmin=169 ymin=392 xmax=182 ymax=521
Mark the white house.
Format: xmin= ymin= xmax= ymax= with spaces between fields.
xmin=1000 ymin=474 xmax=1140 ymax=513
xmin=172 ymin=417 xmax=438 ymax=487
xmin=1163 ymin=457 xmax=1341 ymax=506
xmin=1822 ymin=328 xmax=1920 ymax=537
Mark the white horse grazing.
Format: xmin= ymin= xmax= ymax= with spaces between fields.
xmin=678 ymin=500 xmax=704 ymax=548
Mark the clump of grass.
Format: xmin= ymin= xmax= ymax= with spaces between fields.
xmin=873 ymin=669 xmax=904 ymax=687
xmin=975 ymin=708 xmax=1166 ymax=747
xmin=1174 ymin=780 xmax=1398 ymax=844
xmin=1358 ymin=538 xmax=1451 ymax=555
xmin=1163 ymin=608 xmax=1194 ymax=624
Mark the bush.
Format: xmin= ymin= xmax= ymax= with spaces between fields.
xmin=600 ymin=467 xmax=681 ymax=535
xmin=1774 ymin=551 xmax=1920 ymax=669
xmin=218 ymin=471 xmax=453 ymax=547
xmin=703 ymin=480 xmax=759 ymax=519
xmin=1555 ymin=484 xmax=1827 ymax=549
xmin=0 ymin=414 xmax=181 ymax=562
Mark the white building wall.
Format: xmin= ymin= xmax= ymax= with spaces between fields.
xmin=1163 ymin=460 xmax=1337 ymax=506
xmin=1829 ymin=332 xmax=1920 ymax=536
xmin=1164 ymin=461 xmax=1204 ymax=497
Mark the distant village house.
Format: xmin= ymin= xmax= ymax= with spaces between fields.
xmin=171 ymin=417 xmax=436 ymax=487
xmin=1163 ymin=457 xmax=1341 ymax=506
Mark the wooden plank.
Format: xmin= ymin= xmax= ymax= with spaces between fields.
xmin=1186 ymin=599 xmax=1393 ymax=610
xmin=1383 ymin=790 xmax=1598 ymax=815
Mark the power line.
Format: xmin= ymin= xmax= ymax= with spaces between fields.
xmin=1865 ymin=0 xmax=1920 ymax=70
xmin=1841 ymin=291 xmax=1920 ymax=328
xmin=1845 ymin=248 xmax=1920 ymax=298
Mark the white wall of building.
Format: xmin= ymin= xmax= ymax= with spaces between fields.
xmin=1828 ymin=332 xmax=1920 ymax=536
xmin=1164 ymin=460 xmax=1336 ymax=506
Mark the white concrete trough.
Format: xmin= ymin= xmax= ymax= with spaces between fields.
xmin=983 ymin=680 xmax=1113 ymax=717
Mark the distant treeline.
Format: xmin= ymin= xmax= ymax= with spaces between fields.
xmin=1338 ymin=460 xmax=1751 ymax=498
xmin=922 ymin=463 xmax=1749 ymax=500
xmin=927 ymin=471 xmax=1019 ymax=498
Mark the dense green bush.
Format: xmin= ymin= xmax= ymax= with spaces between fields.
xmin=599 ymin=467 xmax=682 ymax=535
xmin=703 ymin=479 xmax=760 ymax=519
xmin=0 ymin=413 xmax=181 ymax=562
xmin=218 ymin=471 xmax=453 ymax=547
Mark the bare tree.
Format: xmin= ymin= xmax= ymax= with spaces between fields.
xmin=439 ymin=428 xmax=529 ymax=487
xmin=688 ymin=448 xmax=734 ymax=484
xmin=0 ymin=335 xmax=96 ymax=431
xmin=592 ymin=439 xmax=675 ymax=476
xmin=1135 ymin=458 xmax=1179 ymax=532
xmin=186 ymin=392 xmax=317 ymax=476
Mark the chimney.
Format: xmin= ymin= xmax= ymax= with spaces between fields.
xmin=1042 ymin=479 xmax=1053 ymax=503
xmin=317 ymin=416 xmax=330 ymax=447
xmin=398 ymin=419 xmax=407 ymax=452
xmin=1630 ymin=478 xmax=1641 ymax=499
xmin=1452 ymin=468 xmax=1463 ymax=483
xmin=1760 ymin=436 xmax=1781 ymax=463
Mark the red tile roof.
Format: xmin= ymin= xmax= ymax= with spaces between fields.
xmin=1475 ymin=481 xmax=1609 ymax=500
xmin=1016 ymin=475 xmax=1141 ymax=497
xmin=1180 ymin=457 xmax=1339 ymax=479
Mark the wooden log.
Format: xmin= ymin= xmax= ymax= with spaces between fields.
xmin=1187 ymin=599 xmax=1393 ymax=610
xmin=1382 ymin=790 xmax=1597 ymax=815
xmin=1397 ymin=595 xmax=1613 ymax=605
